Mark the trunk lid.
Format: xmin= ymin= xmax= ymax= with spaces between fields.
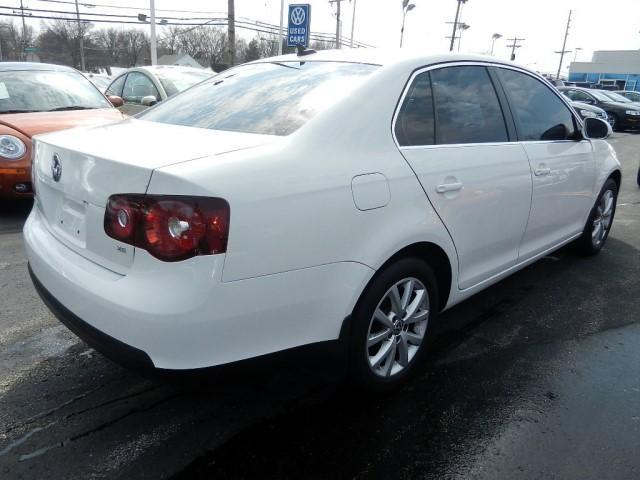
xmin=33 ymin=119 xmax=275 ymax=273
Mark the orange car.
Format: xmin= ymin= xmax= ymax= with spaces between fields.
xmin=0 ymin=62 xmax=125 ymax=198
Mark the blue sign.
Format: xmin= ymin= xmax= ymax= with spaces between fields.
xmin=287 ymin=4 xmax=311 ymax=48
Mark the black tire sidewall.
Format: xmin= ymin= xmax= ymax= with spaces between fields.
xmin=348 ymin=257 xmax=439 ymax=392
xmin=578 ymin=178 xmax=618 ymax=255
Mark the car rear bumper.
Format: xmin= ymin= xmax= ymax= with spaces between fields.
xmin=24 ymin=206 xmax=372 ymax=370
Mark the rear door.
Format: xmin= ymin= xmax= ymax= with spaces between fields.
xmin=397 ymin=64 xmax=533 ymax=290
xmin=495 ymin=67 xmax=597 ymax=260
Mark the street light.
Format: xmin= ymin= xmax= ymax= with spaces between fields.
xmin=573 ymin=47 xmax=583 ymax=62
xmin=457 ymin=22 xmax=470 ymax=52
xmin=490 ymin=33 xmax=502 ymax=55
xmin=400 ymin=0 xmax=416 ymax=48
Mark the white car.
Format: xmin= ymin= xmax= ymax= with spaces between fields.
xmin=25 ymin=50 xmax=620 ymax=391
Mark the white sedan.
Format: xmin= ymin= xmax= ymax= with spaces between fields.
xmin=25 ymin=50 xmax=620 ymax=391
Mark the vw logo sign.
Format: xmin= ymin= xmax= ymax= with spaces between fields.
xmin=290 ymin=6 xmax=306 ymax=25
xmin=51 ymin=154 xmax=62 ymax=182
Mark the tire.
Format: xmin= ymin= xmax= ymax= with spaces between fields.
xmin=608 ymin=113 xmax=620 ymax=132
xmin=636 ymin=166 xmax=640 ymax=188
xmin=575 ymin=178 xmax=618 ymax=255
xmin=348 ymin=257 xmax=439 ymax=392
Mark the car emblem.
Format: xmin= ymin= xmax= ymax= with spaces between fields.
xmin=51 ymin=154 xmax=62 ymax=182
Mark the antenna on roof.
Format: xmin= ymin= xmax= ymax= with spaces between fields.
xmin=296 ymin=45 xmax=317 ymax=56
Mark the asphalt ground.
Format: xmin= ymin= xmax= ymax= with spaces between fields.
xmin=1 ymin=133 xmax=639 ymax=480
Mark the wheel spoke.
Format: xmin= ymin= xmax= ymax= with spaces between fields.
xmin=370 ymin=340 xmax=393 ymax=369
xmin=397 ymin=335 xmax=409 ymax=366
xmin=406 ymin=331 xmax=423 ymax=345
xmin=383 ymin=340 xmax=397 ymax=377
xmin=368 ymin=329 xmax=390 ymax=347
xmin=389 ymin=285 xmax=403 ymax=315
xmin=374 ymin=308 xmax=393 ymax=329
xmin=592 ymin=221 xmax=602 ymax=240
xmin=602 ymin=192 xmax=614 ymax=217
xmin=405 ymin=289 xmax=427 ymax=321
xmin=400 ymin=279 xmax=414 ymax=311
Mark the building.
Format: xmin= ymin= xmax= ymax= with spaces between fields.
xmin=157 ymin=53 xmax=203 ymax=68
xmin=569 ymin=50 xmax=640 ymax=91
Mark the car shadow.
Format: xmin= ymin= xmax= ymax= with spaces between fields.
xmin=0 ymin=198 xmax=33 ymax=233
xmin=1 ymin=235 xmax=638 ymax=479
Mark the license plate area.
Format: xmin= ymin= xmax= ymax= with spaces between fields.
xmin=53 ymin=198 xmax=87 ymax=247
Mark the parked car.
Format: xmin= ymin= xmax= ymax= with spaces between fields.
xmin=0 ymin=62 xmax=125 ymax=198
xmin=558 ymin=86 xmax=640 ymax=131
xmin=569 ymin=100 xmax=608 ymax=122
xmin=105 ymin=66 xmax=214 ymax=115
xmin=615 ymin=90 xmax=640 ymax=103
xmin=25 ymin=52 xmax=620 ymax=391
xmin=85 ymin=73 xmax=112 ymax=93
xmin=598 ymin=89 xmax=640 ymax=107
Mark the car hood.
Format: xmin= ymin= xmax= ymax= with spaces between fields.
xmin=572 ymin=102 xmax=604 ymax=113
xmin=601 ymin=100 xmax=640 ymax=111
xmin=0 ymin=108 xmax=125 ymax=138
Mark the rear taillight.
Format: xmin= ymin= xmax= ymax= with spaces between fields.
xmin=105 ymin=195 xmax=229 ymax=262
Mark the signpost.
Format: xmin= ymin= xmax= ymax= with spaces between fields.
xmin=287 ymin=4 xmax=311 ymax=48
xmin=23 ymin=47 xmax=39 ymax=53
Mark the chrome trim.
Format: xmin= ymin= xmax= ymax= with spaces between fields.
xmin=391 ymin=61 xmax=584 ymax=150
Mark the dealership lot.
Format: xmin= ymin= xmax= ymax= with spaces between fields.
xmin=1 ymin=132 xmax=639 ymax=479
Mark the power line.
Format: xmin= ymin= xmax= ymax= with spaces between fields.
xmin=0 ymin=11 xmax=372 ymax=47
xmin=31 ymin=0 xmax=227 ymax=15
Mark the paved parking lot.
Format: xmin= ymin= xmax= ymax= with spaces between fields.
xmin=1 ymin=133 xmax=639 ymax=480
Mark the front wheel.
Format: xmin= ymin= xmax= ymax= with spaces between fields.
xmin=575 ymin=178 xmax=618 ymax=255
xmin=348 ymin=258 xmax=439 ymax=392
xmin=607 ymin=114 xmax=619 ymax=131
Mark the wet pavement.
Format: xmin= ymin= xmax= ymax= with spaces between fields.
xmin=1 ymin=133 xmax=639 ymax=479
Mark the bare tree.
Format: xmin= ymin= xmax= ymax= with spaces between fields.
xmin=0 ymin=20 xmax=35 ymax=60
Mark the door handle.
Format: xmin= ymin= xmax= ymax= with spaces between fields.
xmin=534 ymin=167 xmax=551 ymax=176
xmin=435 ymin=182 xmax=463 ymax=193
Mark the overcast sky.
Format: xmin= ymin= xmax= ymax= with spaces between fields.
xmin=23 ymin=0 xmax=640 ymax=74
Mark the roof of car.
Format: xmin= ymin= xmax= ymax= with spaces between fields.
xmin=251 ymin=48 xmax=521 ymax=71
xmin=0 ymin=62 xmax=77 ymax=73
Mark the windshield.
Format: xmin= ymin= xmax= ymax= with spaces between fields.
xmin=0 ymin=70 xmax=111 ymax=114
xmin=601 ymin=91 xmax=632 ymax=103
xmin=589 ymin=89 xmax=617 ymax=102
xmin=89 ymin=76 xmax=112 ymax=90
xmin=140 ymin=61 xmax=378 ymax=136
xmin=155 ymin=69 xmax=215 ymax=97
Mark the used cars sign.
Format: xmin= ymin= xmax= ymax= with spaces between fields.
xmin=287 ymin=4 xmax=311 ymax=47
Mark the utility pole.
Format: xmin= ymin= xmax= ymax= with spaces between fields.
xmin=278 ymin=0 xmax=284 ymax=55
xmin=350 ymin=0 xmax=357 ymax=48
xmin=227 ymin=0 xmax=236 ymax=66
xmin=149 ymin=0 xmax=157 ymax=65
xmin=448 ymin=0 xmax=467 ymax=52
xmin=20 ymin=0 xmax=27 ymax=60
xmin=506 ymin=37 xmax=525 ymax=61
xmin=336 ymin=0 xmax=341 ymax=48
xmin=555 ymin=10 xmax=572 ymax=80
xmin=73 ymin=0 xmax=86 ymax=70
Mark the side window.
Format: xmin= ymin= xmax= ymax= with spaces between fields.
xmin=106 ymin=74 xmax=126 ymax=97
xmin=395 ymin=72 xmax=435 ymax=146
xmin=498 ymin=69 xmax=577 ymax=141
xmin=430 ymin=66 xmax=508 ymax=145
xmin=122 ymin=72 xmax=160 ymax=105
xmin=567 ymin=90 xmax=591 ymax=103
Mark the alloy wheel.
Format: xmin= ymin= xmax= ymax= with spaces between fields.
xmin=592 ymin=189 xmax=615 ymax=247
xmin=366 ymin=277 xmax=430 ymax=378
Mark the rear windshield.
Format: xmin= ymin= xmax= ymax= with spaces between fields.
xmin=140 ymin=61 xmax=378 ymax=136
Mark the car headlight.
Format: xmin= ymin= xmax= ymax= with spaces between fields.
xmin=625 ymin=110 xmax=640 ymax=116
xmin=0 ymin=135 xmax=27 ymax=160
xmin=580 ymin=109 xmax=597 ymax=118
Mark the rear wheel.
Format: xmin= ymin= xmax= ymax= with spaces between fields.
xmin=575 ymin=178 xmax=618 ymax=255
xmin=349 ymin=258 xmax=438 ymax=392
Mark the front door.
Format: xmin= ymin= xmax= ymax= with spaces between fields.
xmin=396 ymin=65 xmax=533 ymax=290
xmin=495 ymin=67 xmax=597 ymax=260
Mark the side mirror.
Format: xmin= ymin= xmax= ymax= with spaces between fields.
xmin=107 ymin=95 xmax=124 ymax=108
xmin=582 ymin=117 xmax=611 ymax=140
xmin=141 ymin=95 xmax=158 ymax=107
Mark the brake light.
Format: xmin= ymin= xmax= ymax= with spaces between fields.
xmin=105 ymin=195 xmax=229 ymax=262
